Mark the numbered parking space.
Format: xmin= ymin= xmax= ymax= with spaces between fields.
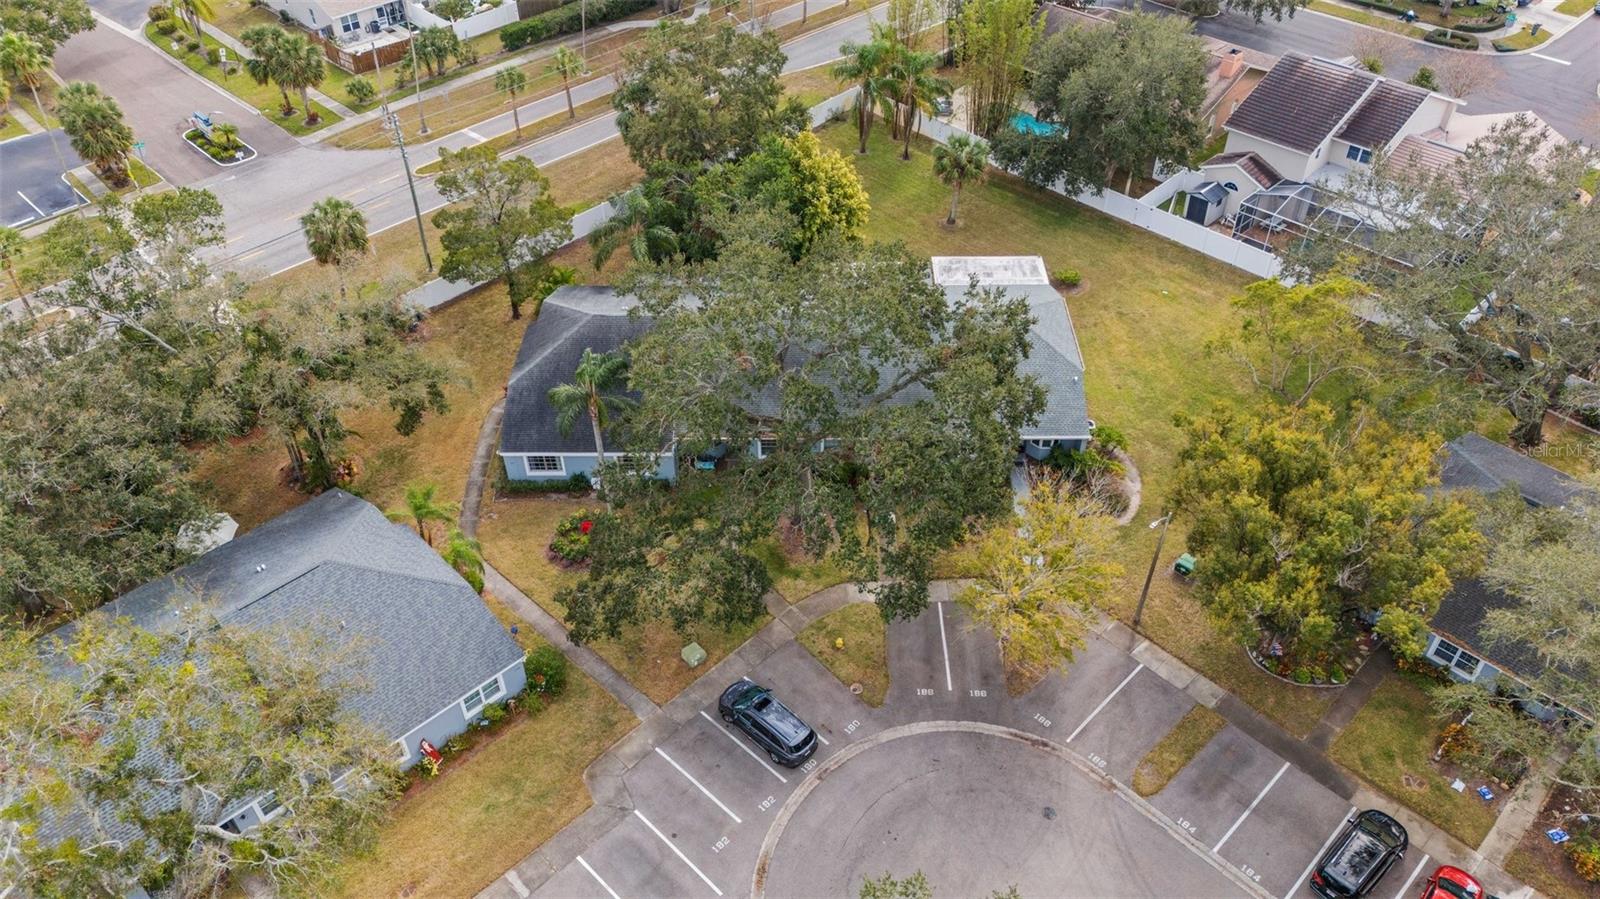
xmin=1209 ymin=763 xmax=1355 ymax=898
xmin=1153 ymin=725 xmax=1297 ymax=850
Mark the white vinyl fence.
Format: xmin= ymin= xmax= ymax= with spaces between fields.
xmin=406 ymin=0 xmax=520 ymax=39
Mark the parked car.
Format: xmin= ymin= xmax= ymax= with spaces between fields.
xmin=1309 ymin=809 xmax=1409 ymax=898
xmin=933 ymin=96 xmax=954 ymax=117
xmin=717 ymin=680 xmax=818 ymax=767
xmin=1418 ymin=866 xmax=1483 ymax=899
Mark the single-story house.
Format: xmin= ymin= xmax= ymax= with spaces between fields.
xmin=259 ymin=0 xmax=414 ymax=71
xmin=45 ymin=489 xmax=527 ymax=842
xmin=1428 ymin=432 xmax=1587 ymax=719
xmin=499 ymin=256 xmax=1092 ymax=482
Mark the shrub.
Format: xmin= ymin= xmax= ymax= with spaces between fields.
xmin=1054 ymin=268 xmax=1081 ymax=288
xmin=1424 ymin=28 xmax=1479 ymax=50
xmin=550 ymin=509 xmax=596 ymax=563
xmin=1568 ymin=835 xmax=1600 ymax=882
xmin=1342 ymin=0 xmax=1406 ymax=13
xmin=1437 ymin=721 xmax=1478 ymax=762
xmin=1409 ymin=67 xmax=1438 ymax=90
xmin=1451 ymin=13 xmax=1506 ymax=31
xmin=1089 ymin=423 xmax=1127 ymax=453
xmin=501 ymin=469 xmax=592 ymax=495
xmin=205 ymin=47 xmax=221 ymax=65
xmin=148 ymin=4 xmax=171 ymax=21
xmin=524 ymin=645 xmax=569 ymax=697
xmin=1292 ymin=667 xmax=1312 ymax=685
xmin=346 ymin=75 xmax=377 ymax=107
xmin=185 ymin=38 xmax=203 ymax=53
xmin=1329 ymin=667 xmax=1348 ymax=685
xmin=155 ymin=19 xmax=179 ymax=35
xmin=501 ymin=0 xmax=654 ymax=51
xmin=481 ymin=703 xmax=508 ymax=725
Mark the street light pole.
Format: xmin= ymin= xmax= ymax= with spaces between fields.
xmin=411 ymin=41 xmax=430 ymax=136
xmin=1132 ymin=511 xmax=1173 ymax=633
xmin=580 ymin=0 xmax=588 ymax=59
xmin=383 ymin=105 xmax=434 ymax=273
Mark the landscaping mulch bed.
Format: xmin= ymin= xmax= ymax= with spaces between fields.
xmin=1504 ymin=785 xmax=1600 ymax=899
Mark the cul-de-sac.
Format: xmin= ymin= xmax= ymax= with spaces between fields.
xmin=3 ymin=0 xmax=1600 ymax=896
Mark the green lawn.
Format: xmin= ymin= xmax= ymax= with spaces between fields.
xmin=0 ymin=114 xmax=29 ymax=140
xmin=1132 ymin=705 xmax=1226 ymax=797
xmin=1554 ymin=0 xmax=1590 ymax=15
xmin=327 ymin=610 xmax=634 ymax=899
xmin=825 ymin=123 xmax=1339 ymax=738
xmin=1329 ymin=676 xmax=1502 ymax=847
xmin=1493 ymin=24 xmax=1553 ymax=50
xmin=1307 ymin=0 xmax=1429 ymax=34
xmin=143 ymin=22 xmax=340 ymax=135
xmin=798 ymin=603 xmax=890 ymax=706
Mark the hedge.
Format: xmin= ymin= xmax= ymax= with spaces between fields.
xmin=499 ymin=469 xmax=594 ymax=495
xmin=501 ymin=0 xmax=655 ymax=51
xmin=1424 ymin=28 xmax=1479 ymax=49
xmin=1449 ymin=13 xmax=1507 ymax=31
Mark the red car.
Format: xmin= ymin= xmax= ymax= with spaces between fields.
xmin=1419 ymin=866 xmax=1483 ymax=899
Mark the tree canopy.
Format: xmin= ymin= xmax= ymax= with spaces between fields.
xmin=1206 ymin=277 xmax=1375 ymax=408
xmin=954 ymin=0 xmax=1041 ymax=138
xmin=693 ymin=130 xmax=871 ymax=259
xmin=1171 ymin=403 xmax=1481 ymax=658
xmin=1303 ymin=115 xmax=1600 ymax=447
xmin=992 ymin=14 xmax=1208 ymax=196
xmin=612 ymin=19 xmax=807 ymax=173
xmin=572 ymin=228 xmax=1045 ymax=631
xmin=0 ymin=610 xmax=398 ymax=898
xmin=0 ymin=0 xmax=94 ymax=55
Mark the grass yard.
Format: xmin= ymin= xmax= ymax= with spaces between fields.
xmin=824 ymin=123 xmax=1340 ymax=738
xmin=327 ymin=625 xmax=633 ymax=899
xmin=143 ymin=23 xmax=340 ymax=135
xmin=1493 ymin=24 xmax=1553 ymax=50
xmin=1307 ymin=0 xmax=1429 ymax=34
xmin=1329 ymin=676 xmax=1502 ymax=847
xmin=11 ymin=78 xmax=60 ymax=128
xmin=478 ymin=494 xmax=769 ymax=704
xmin=797 ymin=603 xmax=890 ymax=706
xmin=751 ymin=538 xmax=852 ymax=603
xmin=541 ymin=136 xmax=644 ymax=210
xmin=780 ymin=64 xmax=846 ymax=108
xmin=0 ymin=114 xmax=28 ymax=140
xmin=1555 ymin=0 xmax=1591 ymax=13
xmin=1132 ymin=705 xmax=1227 ymax=797
xmin=413 ymin=95 xmax=616 ymax=176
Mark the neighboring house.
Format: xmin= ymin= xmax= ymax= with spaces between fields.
xmin=259 ymin=0 xmax=413 ymax=71
xmin=498 ymin=257 xmax=1092 ymax=482
xmin=45 ymin=489 xmax=527 ymax=842
xmin=1428 ymin=432 xmax=1587 ymax=720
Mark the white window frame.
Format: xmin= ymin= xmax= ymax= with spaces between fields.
xmin=757 ymin=437 xmax=777 ymax=458
xmin=394 ymin=737 xmax=410 ymax=764
xmin=1430 ymin=637 xmax=1481 ymax=677
xmin=375 ymin=1 xmax=403 ymax=25
xmin=1345 ymin=144 xmax=1373 ymax=165
xmin=337 ymin=11 xmax=361 ymax=33
xmin=525 ymin=455 xmax=565 ymax=475
xmin=253 ymin=792 xmax=285 ymax=823
xmin=460 ymin=674 xmax=506 ymax=718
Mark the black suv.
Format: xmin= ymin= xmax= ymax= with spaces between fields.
xmin=717 ymin=681 xmax=818 ymax=768
xmin=1310 ymin=809 xmax=1409 ymax=898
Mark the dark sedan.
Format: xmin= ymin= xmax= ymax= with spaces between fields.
xmin=717 ymin=680 xmax=818 ymax=768
xmin=1310 ymin=809 xmax=1409 ymax=898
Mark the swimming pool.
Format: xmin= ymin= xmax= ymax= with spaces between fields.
xmin=1010 ymin=111 xmax=1060 ymax=136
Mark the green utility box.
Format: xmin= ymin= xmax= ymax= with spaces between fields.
xmin=1173 ymin=553 xmax=1197 ymax=577
xmin=681 ymin=641 xmax=707 ymax=668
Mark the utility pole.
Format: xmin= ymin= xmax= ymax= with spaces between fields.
xmin=581 ymin=0 xmax=588 ymax=59
xmin=411 ymin=40 xmax=430 ymax=136
xmin=1132 ymin=511 xmax=1173 ymax=633
xmin=383 ymin=104 xmax=434 ymax=273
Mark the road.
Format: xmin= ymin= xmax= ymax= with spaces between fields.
xmin=1161 ymin=1 xmax=1600 ymax=143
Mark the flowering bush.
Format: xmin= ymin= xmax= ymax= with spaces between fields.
xmin=1568 ymin=834 xmax=1600 ymax=882
xmin=550 ymin=509 xmax=596 ymax=563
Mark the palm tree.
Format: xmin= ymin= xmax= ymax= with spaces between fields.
xmin=211 ymin=121 xmax=241 ymax=151
xmin=0 ymin=33 xmax=70 ymax=195
xmin=300 ymin=197 xmax=369 ymax=300
xmin=279 ymin=33 xmax=326 ymax=124
xmin=240 ymin=25 xmax=295 ymax=117
xmin=440 ymin=527 xmax=486 ymax=593
xmin=57 ymin=82 xmax=134 ymax=185
xmin=386 ymin=482 xmax=459 ymax=545
xmin=546 ymin=46 xmax=584 ymax=120
xmin=586 ymin=188 xmax=679 ymax=269
xmin=884 ymin=47 xmax=949 ymax=161
xmin=494 ymin=66 xmax=528 ymax=139
xmin=0 ymin=225 xmax=35 ymax=316
xmin=548 ymin=349 xmax=634 ymax=479
xmin=932 ymin=134 xmax=989 ymax=226
xmin=829 ymin=32 xmax=893 ymax=155
xmin=174 ymin=0 xmax=213 ymax=39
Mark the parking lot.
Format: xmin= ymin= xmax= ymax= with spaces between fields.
xmin=0 ymin=131 xmax=88 ymax=227
xmin=485 ymin=590 xmax=1515 ymax=899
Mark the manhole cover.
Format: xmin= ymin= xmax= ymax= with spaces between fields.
xmin=1043 ymin=806 xmax=1057 ymax=820
xmin=850 ymin=682 xmax=864 ymax=695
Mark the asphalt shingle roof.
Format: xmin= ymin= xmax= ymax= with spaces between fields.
xmin=1226 ymin=52 xmax=1377 ymax=153
xmin=1204 ymin=151 xmax=1284 ymax=189
xmin=1336 ymin=79 xmax=1429 ymax=150
xmin=500 ymin=270 xmax=1093 ymax=454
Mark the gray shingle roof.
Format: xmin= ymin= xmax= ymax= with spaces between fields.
xmin=500 ymin=274 xmax=1093 ymax=455
xmin=1226 ymin=52 xmax=1377 ymax=153
xmin=54 ymin=490 xmax=524 ymax=743
xmin=1430 ymin=577 xmax=1544 ymax=684
xmin=1336 ymin=79 xmax=1429 ymax=150
xmin=1439 ymin=432 xmax=1583 ymax=508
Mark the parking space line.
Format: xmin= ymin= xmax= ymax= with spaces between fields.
xmin=698 ymin=710 xmax=788 ymax=783
xmin=1390 ymin=854 xmax=1430 ymax=899
xmin=634 ymin=809 xmax=723 ymax=896
xmin=1531 ymin=52 xmax=1570 ymax=66
xmin=937 ymin=601 xmax=953 ymax=691
xmin=576 ymin=855 xmax=620 ymax=899
xmin=655 ymin=747 xmax=742 ymax=824
xmin=1066 ymin=664 xmax=1144 ymax=743
xmin=815 ymin=732 xmax=830 ymax=746
xmin=1285 ymin=806 xmax=1357 ymax=899
xmin=503 ymin=869 xmax=531 ymax=898
xmin=1213 ymin=761 xmax=1289 ymax=852
xmin=16 ymin=191 xmax=45 ymax=218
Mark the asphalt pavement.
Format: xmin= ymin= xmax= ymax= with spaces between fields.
xmin=0 ymin=131 xmax=88 ymax=227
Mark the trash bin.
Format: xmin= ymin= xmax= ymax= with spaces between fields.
xmin=1173 ymin=553 xmax=1196 ymax=577
xmin=681 ymin=642 xmax=707 ymax=668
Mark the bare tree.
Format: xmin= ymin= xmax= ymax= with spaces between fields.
xmin=1347 ymin=29 xmax=1411 ymax=74
xmin=1435 ymin=52 xmax=1495 ymax=101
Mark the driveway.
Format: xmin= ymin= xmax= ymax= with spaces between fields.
xmin=0 ymin=131 xmax=88 ymax=227
xmin=478 ymin=589 xmax=1528 ymax=899
xmin=53 ymin=18 xmax=298 ymax=187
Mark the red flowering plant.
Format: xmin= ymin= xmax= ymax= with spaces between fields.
xmin=550 ymin=509 xmax=597 ymax=565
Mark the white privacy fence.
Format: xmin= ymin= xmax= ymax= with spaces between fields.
xmin=406 ymin=0 xmax=521 ymax=39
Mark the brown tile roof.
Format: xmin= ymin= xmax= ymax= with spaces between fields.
xmin=1337 ymin=80 xmax=1429 ymax=149
xmin=1226 ymin=52 xmax=1377 ymax=153
xmin=1204 ymin=151 xmax=1284 ymax=188
xmin=1389 ymin=134 xmax=1463 ymax=176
